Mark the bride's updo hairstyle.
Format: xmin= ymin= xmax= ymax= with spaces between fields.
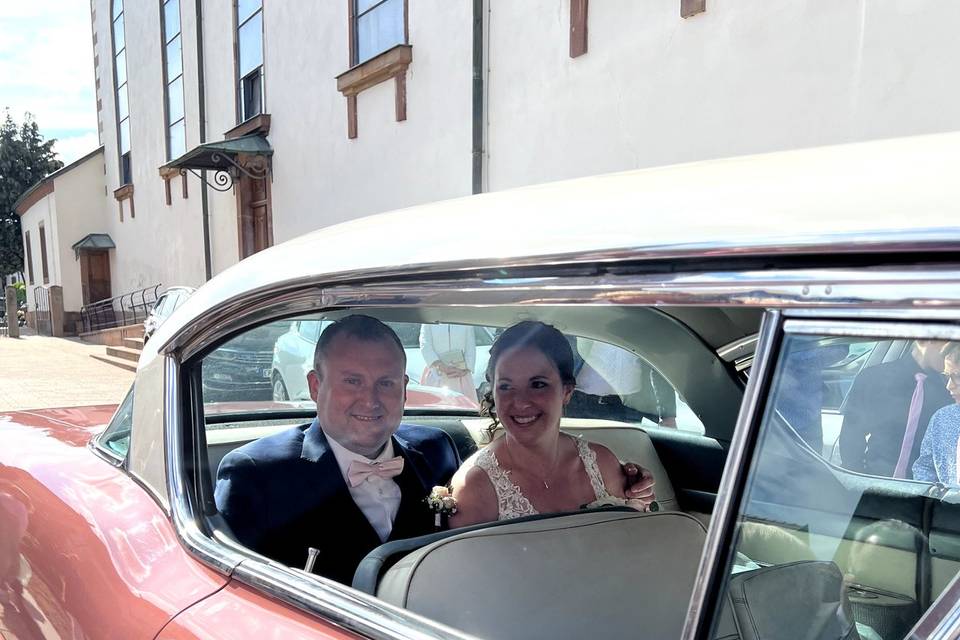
xmin=480 ymin=321 xmax=577 ymax=441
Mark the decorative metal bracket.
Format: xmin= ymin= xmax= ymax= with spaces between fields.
xmin=182 ymin=153 xmax=271 ymax=192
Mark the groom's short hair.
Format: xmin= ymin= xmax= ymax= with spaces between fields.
xmin=313 ymin=314 xmax=406 ymax=373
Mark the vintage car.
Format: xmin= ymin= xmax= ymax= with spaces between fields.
xmin=3 ymin=133 xmax=960 ymax=640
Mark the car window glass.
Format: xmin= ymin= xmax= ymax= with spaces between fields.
xmin=568 ymin=336 xmax=705 ymax=434
xmin=712 ymin=335 xmax=960 ymax=640
xmin=202 ymin=320 xmax=294 ymax=405
xmin=200 ymin=318 xmax=507 ymax=419
xmin=99 ymin=385 xmax=135 ymax=458
xmin=153 ymin=294 xmax=170 ymax=316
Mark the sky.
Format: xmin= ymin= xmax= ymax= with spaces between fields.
xmin=0 ymin=2 xmax=99 ymax=165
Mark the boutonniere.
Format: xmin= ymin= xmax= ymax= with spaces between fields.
xmin=425 ymin=485 xmax=458 ymax=529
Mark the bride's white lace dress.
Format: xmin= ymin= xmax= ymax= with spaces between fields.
xmin=473 ymin=437 xmax=629 ymax=520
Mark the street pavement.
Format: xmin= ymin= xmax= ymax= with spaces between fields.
xmin=0 ymin=332 xmax=134 ymax=411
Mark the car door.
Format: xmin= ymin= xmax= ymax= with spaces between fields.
xmin=685 ymin=313 xmax=960 ymax=640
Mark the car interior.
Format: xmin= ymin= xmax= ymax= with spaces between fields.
xmin=166 ymin=303 xmax=960 ymax=640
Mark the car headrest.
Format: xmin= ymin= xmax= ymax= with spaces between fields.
xmin=375 ymin=510 xmax=707 ymax=640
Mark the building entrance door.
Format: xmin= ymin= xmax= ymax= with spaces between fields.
xmin=236 ymin=169 xmax=273 ymax=259
xmin=80 ymin=250 xmax=112 ymax=305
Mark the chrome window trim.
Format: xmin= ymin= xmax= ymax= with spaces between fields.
xmin=681 ymin=310 xmax=784 ymax=640
xmin=163 ymin=267 xmax=960 ymax=362
xmin=784 ymin=319 xmax=960 ymax=340
xmin=926 ymin=592 xmax=960 ymax=640
xmin=89 ymin=438 xmax=125 ymax=467
xmin=231 ymin=560 xmax=477 ymax=640
xmin=91 ymin=384 xmax=135 ymax=466
xmin=717 ymin=334 xmax=758 ymax=362
xmin=164 ymin=355 xmax=246 ymax=576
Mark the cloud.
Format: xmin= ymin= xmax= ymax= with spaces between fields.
xmin=52 ymin=132 xmax=102 ymax=166
xmin=0 ymin=0 xmax=97 ymax=163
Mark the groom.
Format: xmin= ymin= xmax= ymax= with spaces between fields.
xmin=215 ymin=315 xmax=655 ymax=585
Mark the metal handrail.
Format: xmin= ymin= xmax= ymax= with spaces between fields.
xmin=80 ymin=283 xmax=162 ymax=333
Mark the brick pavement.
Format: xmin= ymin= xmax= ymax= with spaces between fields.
xmin=0 ymin=332 xmax=134 ymax=411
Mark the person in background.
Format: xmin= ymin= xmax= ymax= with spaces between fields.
xmin=912 ymin=342 xmax=960 ymax=484
xmin=567 ymin=338 xmax=677 ymax=427
xmin=839 ymin=340 xmax=952 ymax=477
xmin=419 ymin=323 xmax=479 ymax=408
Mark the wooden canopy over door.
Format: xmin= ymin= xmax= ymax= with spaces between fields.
xmin=80 ymin=250 xmax=112 ymax=305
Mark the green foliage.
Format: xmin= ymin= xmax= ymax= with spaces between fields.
xmin=0 ymin=110 xmax=63 ymax=277
xmin=13 ymin=281 xmax=25 ymax=305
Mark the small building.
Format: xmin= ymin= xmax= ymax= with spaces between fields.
xmin=15 ymin=147 xmax=111 ymax=334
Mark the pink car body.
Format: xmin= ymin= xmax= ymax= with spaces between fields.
xmin=0 ymin=406 xmax=358 ymax=639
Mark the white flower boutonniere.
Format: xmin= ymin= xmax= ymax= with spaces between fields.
xmin=425 ymin=485 xmax=459 ymax=529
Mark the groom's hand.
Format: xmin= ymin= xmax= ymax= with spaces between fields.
xmin=622 ymin=462 xmax=656 ymax=510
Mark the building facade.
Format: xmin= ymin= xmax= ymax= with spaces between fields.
xmin=16 ymin=148 xmax=110 ymax=332
xmin=76 ymin=0 xmax=960 ymax=299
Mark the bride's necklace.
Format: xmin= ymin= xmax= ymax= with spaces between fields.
xmin=505 ymin=438 xmax=561 ymax=489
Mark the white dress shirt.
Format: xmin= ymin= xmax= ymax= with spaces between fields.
xmin=325 ymin=433 xmax=403 ymax=542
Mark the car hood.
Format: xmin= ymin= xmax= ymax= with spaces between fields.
xmin=0 ymin=405 xmax=118 ymax=447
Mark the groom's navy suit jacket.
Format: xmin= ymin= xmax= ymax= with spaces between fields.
xmin=215 ymin=418 xmax=460 ymax=585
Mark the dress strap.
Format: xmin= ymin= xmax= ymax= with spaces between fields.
xmin=474 ymin=447 xmax=538 ymax=520
xmin=575 ymin=437 xmax=612 ymax=502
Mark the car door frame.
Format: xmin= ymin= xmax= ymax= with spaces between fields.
xmin=682 ymin=311 xmax=960 ymax=640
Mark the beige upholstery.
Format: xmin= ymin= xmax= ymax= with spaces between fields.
xmin=377 ymin=510 xmax=706 ymax=640
xmin=562 ymin=425 xmax=677 ymax=511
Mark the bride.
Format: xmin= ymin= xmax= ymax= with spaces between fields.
xmin=450 ymin=321 xmax=646 ymax=526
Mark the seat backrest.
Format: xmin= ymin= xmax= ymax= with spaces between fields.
xmin=376 ymin=510 xmax=706 ymax=640
xmin=562 ymin=425 xmax=677 ymax=510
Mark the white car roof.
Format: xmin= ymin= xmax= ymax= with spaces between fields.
xmin=154 ymin=132 xmax=960 ymax=352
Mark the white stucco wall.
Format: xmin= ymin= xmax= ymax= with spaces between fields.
xmin=485 ymin=0 xmax=960 ymax=190
xmin=48 ymin=149 xmax=111 ymax=311
xmin=93 ymin=0 xmax=207 ymax=295
xmin=91 ymin=0 xmax=960 ymax=288
xmin=197 ymin=1 xmax=474 ymax=269
xmin=263 ymin=2 xmax=473 ymax=245
xmin=19 ymin=196 xmax=55 ymax=312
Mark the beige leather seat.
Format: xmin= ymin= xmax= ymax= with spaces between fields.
xmin=376 ymin=510 xmax=707 ymax=640
xmin=563 ymin=425 xmax=678 ymax=511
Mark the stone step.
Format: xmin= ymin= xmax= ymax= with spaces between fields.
xmin=123 ymin=336 xmax=145 ymax=350
xmin=106 ymin=345 xmax=141 ymax=363
xmin=91 ymin=353 xmax=138 ymax=373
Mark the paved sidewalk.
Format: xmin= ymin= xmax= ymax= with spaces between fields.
xmin=0 ymin=334 xmax=134 ymax=411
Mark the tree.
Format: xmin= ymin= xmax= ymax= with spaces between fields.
xmin=0 ymin=110 xmax=63 ymax=277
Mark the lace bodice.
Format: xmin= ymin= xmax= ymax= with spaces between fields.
xmin=473 ymin=437 xmax=628 ymax=520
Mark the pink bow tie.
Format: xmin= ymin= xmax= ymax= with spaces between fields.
xmin=347 ymin=457 xmax=404 ymax=487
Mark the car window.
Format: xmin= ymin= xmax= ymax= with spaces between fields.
xmin=202 ymin=320 xmax=294 ymax=404
xmin=152 ymin=293 xmax=170 ymax=316
xmin=569 ymin=336 xmax=706 ymax=434
xmin=98 ymin=385 xmax=135 ymax=458
xmin=200 ymin=314 xmax=714 ymax=437
xmin=297 ymin=320 xmax=320 ymax=341
xmin=712 ymin=334 xmax=960 ymax=640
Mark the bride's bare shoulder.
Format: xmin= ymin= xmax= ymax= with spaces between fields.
xmin=450 ymin=447 xmax=500 ymax=527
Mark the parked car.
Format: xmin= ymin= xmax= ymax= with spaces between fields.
xmin=143 ymin=285 xmax=195 ymax=342
xmin=4 ymin=134 xmax=960 ymax=640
